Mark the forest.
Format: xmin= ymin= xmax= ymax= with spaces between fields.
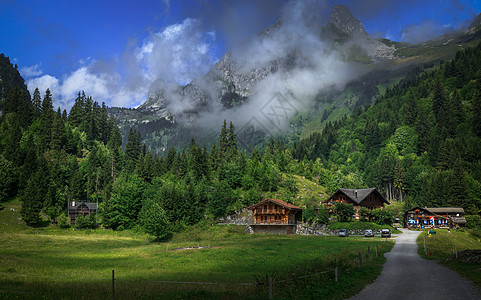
xmin=1 ymin=43 xmax=481 ymax=238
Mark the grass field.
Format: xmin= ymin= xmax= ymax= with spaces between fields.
xmin=417 ymin=228 xmax=481 ymax=288
xmin=0 ymin=199 xmax=394 ymax=299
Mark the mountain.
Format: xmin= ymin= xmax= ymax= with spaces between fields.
xmin=108 ymin=5 xmax=481 ymax=154
xmin=0 ymin=53 xmax=30 ymax=113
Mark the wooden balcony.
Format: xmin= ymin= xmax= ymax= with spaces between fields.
xmin=253 ymin=220 xmax=297 ymax=225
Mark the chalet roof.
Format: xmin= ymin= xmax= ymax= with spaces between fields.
xmin=425 ymin=207 xmax=464 ymax=214
xmin=404 ymin=207 xmax=465 ymax=217
xmin=69 ymin=202 xmax=98 ymax=210
xmin=326 ymin=188 xmax=389 ymax=205
xmin=450 ymin=216 xmax=466 ymax=224
xmin=247 ymin=198 xmax=302 ymax=211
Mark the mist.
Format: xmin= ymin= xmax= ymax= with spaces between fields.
xmin=162 ymin=0 xmax=364 ymax=140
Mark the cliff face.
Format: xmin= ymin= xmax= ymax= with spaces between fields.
xmin=328 ymin=4 xmax=369 ymax=39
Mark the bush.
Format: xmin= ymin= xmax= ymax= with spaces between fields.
xmin=371 ymin=208 xmax=394 ymax=225
xmin=465 ymin=215 xmax=481 ymax=229
xmin=140 ymin=201 xmax=171 ymax=241
xmin=57 ymin=212 xmax=70 ymax=229
xmin=316 ymin=206 xmax=330 ymax=225
xmin=75 ymin=214 xmax=97 ymax=230
xmin=358 ymin=207 xmax=372 ymax=222
xmin=334 ymin=203 xmax=354 ymax=222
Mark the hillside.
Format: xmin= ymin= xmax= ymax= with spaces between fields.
xmin=108 ymin=7 xmax=481 ymax=154
xmin=292 ymin=42 xmax=481 ymax=214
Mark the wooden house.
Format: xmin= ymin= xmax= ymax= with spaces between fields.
xmin=247 ymin=199 xmax=302 ymax=234
xmin=324 ymin=188 xmax=389 ymax=219
xmin=68 ymin=201 xmax=97 ymax=224
xmin=403 ymin=207 xmax=465 ymax=228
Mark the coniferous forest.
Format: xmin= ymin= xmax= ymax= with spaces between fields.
xmin=1 ymin=43 xmax=481 ymax=235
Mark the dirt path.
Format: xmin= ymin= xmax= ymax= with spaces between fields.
xmin=349 ymin=229 xmax=481 ymax=300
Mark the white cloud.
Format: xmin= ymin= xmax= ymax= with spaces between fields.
xmin=20 ymin=64 xmax=43 ymax=78
xmin=25 ymin=18 xmax=217 ymax=111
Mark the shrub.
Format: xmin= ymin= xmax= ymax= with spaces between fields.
xmin=371 ymin=208 xmax=394 ymax=225
xmin=75 ymin=214 xmax=97 ymax=230
xmin=316 ymin=206 xmax=330 ymax=225
xmin=465 ymin=215 xmax=481 ymax=229
xmin=57 ymin=212 xmax=70 ymax=229
xmin=140 ymin=201 xmax=172 ymax=241
xmin=334 ymin=203 xmax=354 ymax=222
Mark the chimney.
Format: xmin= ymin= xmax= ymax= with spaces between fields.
xmin=355 ymin=190 xmax=358 ymax=198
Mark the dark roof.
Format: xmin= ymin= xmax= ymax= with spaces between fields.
xmin=404 ymin=207 xmax=465 ymax=217
xmin=404 ymin=206 xmax=432 ymax=215
xmin=69 ymin=202 xmax=98 ymax=210
xmin=450 ymin=216 xmax=466 ymax=224
xmin=247 ymin=198 xmax=302 ymax=211
xmin=425 ymin=207 xmax=464 ymax=214
xmin=326 ymin=188 xmax=389 ymax=205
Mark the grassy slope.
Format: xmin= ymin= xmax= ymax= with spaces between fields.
xmin=0 ymin=199 xmax=394 ymax=299
xmin=416 ymin=229 xmax=481 ymax=288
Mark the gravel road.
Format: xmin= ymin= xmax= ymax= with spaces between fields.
xmin=349 ymin=229 xmax=481 ymax=300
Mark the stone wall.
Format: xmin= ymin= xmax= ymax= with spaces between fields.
xmin=217 ymin=209 xmax=254 ymax=225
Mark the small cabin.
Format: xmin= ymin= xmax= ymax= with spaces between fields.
xmin=68 ymin=201 xmax=97 ymax=224
xmin=247 ymin=199 xmax=302 ymax=234
xmin=324 ymin=188 xmax=389 ymax=219
xmin=404 ymin=207 xmax=465 ymax=228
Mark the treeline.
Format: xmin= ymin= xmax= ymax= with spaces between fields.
xmin=291 ymin=43 xmax=481 ymax=214
xmin=0 ymin=81 xmax=327 ymax=232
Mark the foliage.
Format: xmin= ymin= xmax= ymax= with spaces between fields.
xmin=0 ymin=155 xmax=17 ymax=202
xmin=56 ymin=212 xmax=70 ymax=229
xmin=75 ymin=213 xmax=97 ymax=230
xmin=316 ymin=206 xmax=330 ymax=224
xmin=140 ymin=200 xmax=171 ymax=241
xmin=371 ymin=208 xmax=394 ymax=225
xmin=465 ymin=215 xmax=481 ymax=228
xmin=334 ymin=202 xmax=354 ymax=222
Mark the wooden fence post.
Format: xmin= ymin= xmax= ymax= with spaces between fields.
xmin=375 ymin=245 xmax=378 ymax=257
xmin=335 ymin=267 xmax=338 ymax=282
xmin=112 ymin=269 xmax=115 ymax=300
xmin=269 ymin=276 xmax=273 ymax=300
xmin=455 ymin=245 xmax=458 ymax=259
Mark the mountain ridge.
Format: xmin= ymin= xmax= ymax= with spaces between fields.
xmin=108 ymin=5 xmax=481 ymax=154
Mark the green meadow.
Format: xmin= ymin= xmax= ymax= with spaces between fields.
xmin=0 ymin=200 xmax=393 ymax=299
xmin=417 ymin=228 xmax=481 ymax=288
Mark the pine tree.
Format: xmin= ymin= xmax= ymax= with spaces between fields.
xmin=32 ymin=87 xmax=42 ymax=114
xmin=219 ymin=120 xmax=228 ymax=158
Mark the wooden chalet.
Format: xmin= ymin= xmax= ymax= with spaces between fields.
xmin=324 ymin=188 xmax=389 ymax=219
xmin=68 ymin=201 xmax=97 ymax=224
xmin=247 ymin=199 xmax=302 ymax=234
xmin=404 ymin=207 xmax=465 ymax=229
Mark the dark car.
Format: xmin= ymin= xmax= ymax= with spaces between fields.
xmin=338 ymin=229 xmax=349 ymax=237
xmin=381 ymin=229 xmax=391 ymax=238
xmin=364 ymin=229 xmax=374 ymax=237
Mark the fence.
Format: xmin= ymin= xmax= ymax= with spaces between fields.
xmin=0 ymin=242 xmax=390 ymax=299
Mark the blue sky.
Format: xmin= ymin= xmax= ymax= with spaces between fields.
xmin=1 ymin=0 xmax=480 ymax=109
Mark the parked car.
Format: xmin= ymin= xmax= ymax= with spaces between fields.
xmin=364 ymin=229 xmax=374 ymax=237
xmin=381 ymin=229 xmax=391 ymax=238
xmin=338 ymin=229 xmax=349 ymax=237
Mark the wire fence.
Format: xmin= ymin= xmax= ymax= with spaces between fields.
xmin=0 ymin=241 xmax=391 ymax=299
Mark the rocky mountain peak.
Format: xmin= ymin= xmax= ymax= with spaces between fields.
xmin=468 ymin=13 xmax=481 ymax=33
xmin=328 ymin=5 xmax=368 ymax=38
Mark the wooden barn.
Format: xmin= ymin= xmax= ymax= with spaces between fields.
xmin=404 ymin=207 xmax=465 ymax=228
xmin=68 ymin=201 xmax=97 ymax=224
xmin=247 ymin=199 xmax=302 ymax=234
xmin=324 ymin=188 xmax=389 ymax=219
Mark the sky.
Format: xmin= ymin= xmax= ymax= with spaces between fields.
xmin=1 ymin=0 xmax=480 ymax=110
